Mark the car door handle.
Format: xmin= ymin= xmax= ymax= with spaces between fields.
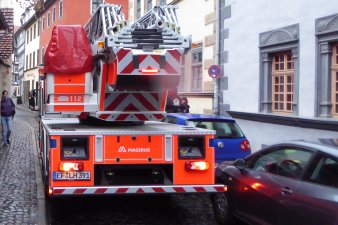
xmin=281 ymin=187 xmax=293 ymax=195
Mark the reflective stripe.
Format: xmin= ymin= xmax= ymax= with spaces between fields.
xmin=52 ymin=185 xmax=225 ymax=195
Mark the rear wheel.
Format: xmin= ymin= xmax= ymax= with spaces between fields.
xmin=211 ymin=192 xmax=234 ymax=225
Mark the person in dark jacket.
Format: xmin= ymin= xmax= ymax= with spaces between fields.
xmin=1 ymin=90 xmax=15 ymax=147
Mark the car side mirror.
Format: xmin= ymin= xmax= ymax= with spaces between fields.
xmin=234 ymin=158 xmax=246 ymax=171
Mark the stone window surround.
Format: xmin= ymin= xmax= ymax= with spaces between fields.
xmin=259 ymin=24 xmax=299 ymax=115
xmin=191 ymin=47 xmax=203 ymax=92
xmin=315 ymin=13 xmax=338 ymax=118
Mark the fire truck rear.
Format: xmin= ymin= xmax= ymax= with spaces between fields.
xmin=38 ymin=3 xmax=224 ymax=197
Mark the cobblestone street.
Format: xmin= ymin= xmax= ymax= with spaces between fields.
xmin=0 ymin=106 xmax=220 ymax=225
xmin=0 ymin=106 xmax=41 ymax=224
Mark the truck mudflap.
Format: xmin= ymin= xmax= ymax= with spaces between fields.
xmin=51 ymin=184 xmax=225 ymax=195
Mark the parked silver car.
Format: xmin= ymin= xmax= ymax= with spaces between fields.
xmin=211 ymin=139 xmax=338 ymax=225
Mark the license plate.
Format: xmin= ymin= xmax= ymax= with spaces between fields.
xmin=53 ymin=171 xmax=90 ymax=180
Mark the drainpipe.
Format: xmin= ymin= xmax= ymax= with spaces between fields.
xmin=214 ymin=0 xmax=220 ymax=115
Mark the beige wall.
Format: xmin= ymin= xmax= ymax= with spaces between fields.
xmin=188 ymin=96 xmax=213 ymax=114
xmin=23 ymin=68 xmax=39 ymax=90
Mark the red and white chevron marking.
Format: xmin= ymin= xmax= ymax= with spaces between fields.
xmin=52 ymin=185 xmax=225 ymax=195
xmin=98 ymin=91 xmax=166 ymax=121
xmin=104 ymin=92 xmax=165 ymax=111
xmin=114 ymin=47 xmax=183 ymax=75
xmin=97 ymin=112 xmax=166 ymax=121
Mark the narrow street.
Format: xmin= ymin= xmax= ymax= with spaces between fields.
xmin=0 ymin=107 xmax=40 ymax=224
xmin=11 ymin=106 xmax=223 ymax=225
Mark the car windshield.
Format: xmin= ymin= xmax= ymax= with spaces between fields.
xmin=188 ymin=120 xmax=244 ymax=138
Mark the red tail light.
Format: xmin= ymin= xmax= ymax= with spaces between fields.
xmin=59 ymin=162 xmax=84 ymax=172
xmin=185 ymin=161 xmax=209 ymax=171
xmin=139 ymin=68 xmax=159 ymax=73
xmin=240 ymin=140 xmax=251 ymax=151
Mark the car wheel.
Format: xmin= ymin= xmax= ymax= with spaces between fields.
xmin=211 ymin=192 xmax=234 ymax=225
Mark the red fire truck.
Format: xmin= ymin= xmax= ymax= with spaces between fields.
xmin=38 ymin=3 xmax=224 ymax=197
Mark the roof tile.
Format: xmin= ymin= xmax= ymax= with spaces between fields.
xmin=0 ymin=8 xmax=13 ymax=59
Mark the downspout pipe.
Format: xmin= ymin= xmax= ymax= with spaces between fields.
xmin=214 ymin=0 xmax=220 ymax=115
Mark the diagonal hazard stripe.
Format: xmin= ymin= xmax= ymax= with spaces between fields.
xmin=153 ymin=114 xmax=165 ymax=120
xmin=99 ymin=114 xmax=110 ymax=119
xmin=133 ymin=93 xmax=157 ymax=111
xmin=124 ymin=103 xmax=139 ymax=111
xmin=139 ymin=55 xmax=160 ymax=70
xmin=74 ymin=189 xmax=86 ymax=194
xmin=116 ymin=188 xmax=128 ymax=193
xmin=104 ymin=92 xmax=162 ymax=112
xmin=173 ymin=187 xmax=186 ymax=193
xmin=135 ymin=114 xmax=147 ymax=121
xmin=136 ymin=188 xmax=144 ymax=193
xmin=153 ymin=187 xmax=165 ymax=193
xmin=164 ymin=61 xmax=178 ymax=74
xmin=95 ymin=188 xmax=108 ymax=194
xmin=105 ymin=93 xmax=128 ymax=111
xmin=151 ymin=92 xmax=159 ymax=101
xmin=150 ymin=55 xmax=161 ymax=63
xmin=53 ymin=189 xmax=65 ymax=194
xmin=167 ymin=49 xmax=181 ymax=62
xmin=121 ymin=61 xmax=135 ymax=74
xmin=116 ymin=49 xmax=130 ymax=61
xmin=116 ymin=114 xmax=129 ymax=120
xmin=138 ymin=55 xmax=147 ymax=64
xmin=193 ymin=187 xmax=206 ymax=192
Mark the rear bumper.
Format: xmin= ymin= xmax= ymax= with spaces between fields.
xmin=50 ymin=184 xmax=225 ymax=196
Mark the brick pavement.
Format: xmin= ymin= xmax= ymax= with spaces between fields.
xmin=0 ymin=101 xmax=44 ymax=225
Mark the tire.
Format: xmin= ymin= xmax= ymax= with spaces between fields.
xmin=211 ymin=192 xmax=234 ymax=225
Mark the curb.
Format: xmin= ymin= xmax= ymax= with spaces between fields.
xmin=21 ymin=119 xmax=46 ymax=225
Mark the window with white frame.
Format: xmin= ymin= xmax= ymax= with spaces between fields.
xmin=37 ymin=21 xmax=40 ymax=36
xmin=33 ymin=51 xmax=35 ymax=67
xmin=29 ymin=53 xmax=32 ymax=69
xmin=26 ymin=55 xmax=28 ymax=70
xmin=191 ymin=48 xmax=203 ymax=92
xmin=42 ymin=17 xmax=45 ymax=31
xmin=42 ymin=47 xmax=45 ymax=64
xmin=59 ymin=1 xmax=63 ymax=18
xmin=33 ymin=24 xmax=36 ymax=39
xmin=47 ymin=11 xmax=50 ymax=27
xmin=30 ymin=27 xmax=32 ymax=41
xmin=26 ymin=30 xmax=29 ymax=43
xmin=37 ymin=49 xmax=40 ymax=65
xmin=53 ymin=6 xmax=56 ymax=23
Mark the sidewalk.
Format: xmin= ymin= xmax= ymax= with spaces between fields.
xmin=14 ymin=97 xmax=33 ymax=113
xmin=0 ymin=99 xmax=45 ymax=224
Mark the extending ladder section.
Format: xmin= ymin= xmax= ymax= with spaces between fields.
xmin=43 ymin=4 xmax=191 ymax=122
xmin=85 ymin=4 xmax=190 ymax=51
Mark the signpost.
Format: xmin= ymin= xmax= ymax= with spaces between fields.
xmin=208 ymin=64 xmax=222 ymax=79
xmin=208 ymin=65 xmax=222 ymax=115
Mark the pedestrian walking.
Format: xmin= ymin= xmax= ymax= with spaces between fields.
xmin=1 ymin=90 xmax=15 ymax=147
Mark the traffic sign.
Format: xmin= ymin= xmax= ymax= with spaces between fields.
xmin=208 ymin=65 xmax=222 ymax=78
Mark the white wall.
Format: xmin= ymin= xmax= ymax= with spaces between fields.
xmin=24 ymin=20 xmax=40 ymax=90
xmin=227 ymin=0 xmax=338 ymax=117
xmin=236 ymin=119 xmax=338 ymax=152
xmin=175 ymin=0 xmax=205 ymax=43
